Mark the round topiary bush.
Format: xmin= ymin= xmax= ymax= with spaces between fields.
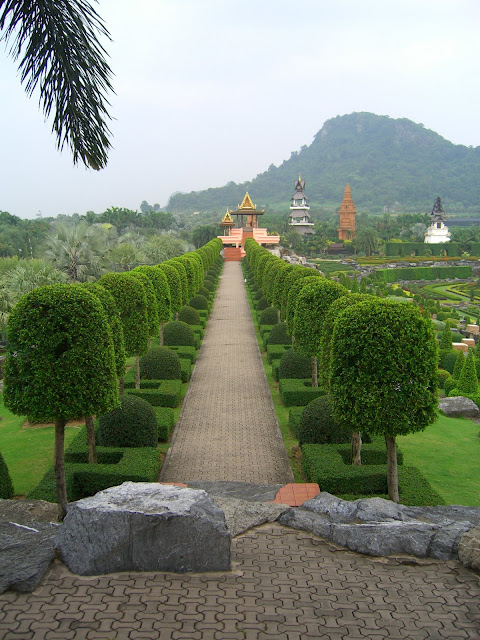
xmin=298 ymin=396 xmax=351 ymax=445
xmin=178 ymin=305 xmax=201 ymax=326
xmin=257 ymin=297 xmax=268 ymax=311
xmin=198 ymin=287 xmax=211 ymax=300
xmin=0 ymin=451 xmax=14 ymax=499
xmin=188 ymin=294 xmax=209 ymax=310
xmin=255 ymin=289 xmax=264 ymax=301
xmin=202 ymin=279 xmax=215 ymax=292
xmin=266 ymin=322 xmax=290 ymax=345
xmin=437 ymin=368 xmax=451 ymax=389
xmin=260 ymin=307 xmax=279 ymax=325
xmin=140 ymin=346 xmax=181 ymax=380
xmin=98 ymin=395 xmax=158 ymax=448
xmin=163 ymin=320 xmax=196 ymax=346
xmin=444 ymin=375 xmax=458 ymax=395
xmin=279 ymin=349 xmax=312 ymax=380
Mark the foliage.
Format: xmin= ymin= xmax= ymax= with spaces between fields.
xmin=98 ymin=395 xmax=158 ymax=448
xmin=452 ymin=350 xmax=465 ymax=380
xmin=166 ymin=259 xmax=188 ymax=304
xmin=439 ymin=326 xmax=454 ymax=352
xmin=140 ymin=347 xmax=181 ymax=380
xmin=266 ymin=322 xmax=290 ymax=345
xmin=260 ymin=306 xmax=279 ymax=325
xmin=132 ymin=265 xmax=171 ymax=324
xmin=3 ymin=284 xmax=118 ymax=422
xmin=457 ymin=350 xmax=479 ymax=395
xmin=442 ymin=350 xmax=461 ymax=374
xmin=0 ymin=451 xmax=14 ymax=499
xmin=298 ymin=396 xmax=351 ymax=445
xmin=178 ymin=305 xmax=201 ymax=325
xmin=375 ymin=265 xmax=473 ymax=283
xmin=127 ymin=380 xmax=182 ymax=408
xmin=285 ymin=275 xmax=322 ymax=334
xmin=156 ymin=263 xmax=183 ymax=315
xmin=386 ymin=242 xmax=460 ymax=257
xmin=163 ymin=320 xmax=196 ymax=347
xmin=188 ymin=294 xmax=209 ymax=310
xmin=279 ymin=379 xmax=326 ymax=407
xmin=437 ymin=369 xmax=451 ymax=389
xmin=279 ymin=349 xmax=313 ymax=380
xmin=129 ymin=270 xmax=159 ymax=338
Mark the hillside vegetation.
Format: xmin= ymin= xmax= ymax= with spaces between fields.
xmin=167 ymin=112 xmax=480 ymax=214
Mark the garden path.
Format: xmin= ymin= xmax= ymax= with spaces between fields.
xmin=160 ymin=260 xmax=294 ymax=484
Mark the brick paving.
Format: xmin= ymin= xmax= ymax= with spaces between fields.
xmin=160 ymin=260 xmax=293 ymax=484
xmin=1 ymin=524 xmax=479 ymax=639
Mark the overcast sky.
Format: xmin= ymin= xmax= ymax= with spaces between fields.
xmin=1 ymin=0 xmax=479 ymax=219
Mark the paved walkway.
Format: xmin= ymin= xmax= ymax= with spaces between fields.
xmin=160 ymin=261 xmax=293 ymax=484
xmin=1 ymin=524 xmax=479 ymax=639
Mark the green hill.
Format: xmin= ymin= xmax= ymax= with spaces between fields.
xmin=167 ymin=112 xmax=480 ymax=214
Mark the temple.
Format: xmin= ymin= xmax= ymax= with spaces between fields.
xmin=218 ymin=192 xmax=280 ymax=260
xmin=288 ymin=175 xmax=314 ymax=235
xmin=337 ymin=184 xmax=356 ymax=241
xmin=424 ymin=196 xmax=451 ymax=244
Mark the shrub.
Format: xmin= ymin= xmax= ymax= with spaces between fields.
xmin=189 ymin=294 xmax=209 ymax=310
xmin=279 ymin=349 xmax=312 ymax=380
xmin=198 ymin=287 xmax=211 ymax=300
xmin=127 ymin=380 xmax=182 ymax=408
xmin=458 ymin=351 xmax=479 ymax=395
xmin=178 ymin=305 xmax=201 ymax=325
xmin=255 ymin=288 xmax=264 ymax=300
xmin=289 ymin=407 xmax=304 ymax=437
xmin=203 ymin=279 xmax=215 ymax=291
xmin=140 ymin=347 xmax=181 ymax=380
xmin=279 ymin=379 xmax=326 ymax=406
xmin=167 ymin=345 xmax=197 ymax=363
xmin=442 ymin=350 xmax=460 ymax=374
xmin=437 ymin=368 xmax=451 ymax=389
xmin=266 ymin=344 xmax=291 ymax=364
xmin=444 ymin=376 xmax=458 ymax=395
xmin=155 ymin=407 xmax=175 ymax=441
xmin=266 ymin=322 xmax=290 ymax=345
xmin=298 ymin=396 xmax=351 ymax=445
xmin=98 ymin=395 xmax=158 ymax=448
xmin=260 ymin=306 xmax=279 ymax=325
xmin=0 ymin=451 xmax=14 ymax=498
xmin=452 ymin=351 xmax=465 ymax=379
xmin=163 ymin=321 xmax=196 ymax=347
xmin=257 ymin=297 xmax=268 ymax=311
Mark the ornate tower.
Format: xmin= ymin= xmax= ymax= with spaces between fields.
xmin=424 ymin=196 xmax=451 ymax=244
xmin=337 ymin=184 xmax=356 ymax=241
xmin=288 ymin=175 xmax=314 ymax=235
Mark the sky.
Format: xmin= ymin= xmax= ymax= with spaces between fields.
xmin=1 ymin=0 xmax=479 ymax=219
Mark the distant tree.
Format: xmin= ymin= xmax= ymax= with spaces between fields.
xmin=191 ymin=225 xmax=219 ymax=249
xmin=132 ymin=265 xmax=171 ymax=345
xmin=355 ymin=228 xmax=380 ymax=256
xmin=285 ymin=230 xmax=303 ymax=253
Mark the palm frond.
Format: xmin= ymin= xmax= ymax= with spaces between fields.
xmin=0 ymin=0 xmax=114 ymax=169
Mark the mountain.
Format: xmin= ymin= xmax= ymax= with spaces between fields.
xmin=167 ymin=113 xmax=480 ymax=214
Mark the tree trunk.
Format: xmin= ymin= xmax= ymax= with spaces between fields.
xmin=277 ymin=309 xmax=281 ymax=323
xmin=159 ymin=323 xmax=164 ymax=346
xmin=135 ymin=356 xmax=140 ymax=390
xmin=175 ymin=312 xmax=179 ymax=321
xmin=54 ymin=417 xmax=67 ymax=521
xmin=85 ymin=415 xmax=97 ymax=464
xmin=350 ymin=431 xmax=362 ymax=465
xmin=311 ymin=356 xmax=318 ymax=388
xmin=385 ymin=435 xmax=399 ymax=503
xmin=119 ymin=376 xmax=124 ymax=396
xmin=148 ymin=336 xmax=152 ymax=349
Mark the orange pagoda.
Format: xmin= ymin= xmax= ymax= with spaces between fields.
xmin=337 ymin=184 xmax=356 ymax=241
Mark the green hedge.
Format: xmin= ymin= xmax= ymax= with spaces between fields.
xmin=375 ymin=265 xmax=472 ymax=283
xmin=28 ymin=427 xmax=161 ymax=503
xmin=155 ymin=407 xmax=175 ymax=441
xmin=266 ymin=344 xmax=291 ymax=364
xmin=179 ymin=358 xmax=192 ymax=382
xmin=385 ymin=242 xmax=460 ymax=257
xmin=289 ymin=406 xmax=304 ymax=437
xmin=167 ymin=345 xmax=197 ymax=364
xmin=272 ymin=360 xmax=280 ymax=382
xmin=124 ymin=379 xmax=162 ymax=390
xmin=259 ymin=324 xmax=275 ymax=339
xmin=301 ymin=442 xmax=443 ymax=506
xmin=127 ymin=380 xmax=182 ymax=408
xmin=279 ymin=379 xmax=326 ymax=407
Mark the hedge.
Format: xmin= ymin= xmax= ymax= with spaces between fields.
xmin=28 ymin=427 xmax=161 ymax=503
xmin=167 ymin=345 xmax=197 ymax=364
xmin=155 ymin=407 xmax=175 ymax=441
xmin=289 ymin=406 xmax=304 ymax=437
xmin=0 ymin=451 xmax=14 ymax=498
xmin=179 ymin=358 xmax=192 ymax=382
xmin=126 ymin=380 xmax=182 ymax=408
xmin=279 ymin=379 xmax=326 ymax=406
xmin=375 ymin=265 xmax=472 ymax=283
xmin=385 ymin=242 xmax=460 ymax=257
xmin=266 ymin=344 xmax=291 ymax=364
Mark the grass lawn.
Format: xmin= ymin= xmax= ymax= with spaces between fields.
xmin=0 ymin=394 xmax=81 ymax=496
xmin=397 ymin=413 xmax=480 ymax=506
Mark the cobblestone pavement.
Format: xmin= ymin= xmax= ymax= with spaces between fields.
xmin=160 ymin=261 xmax=293 ymax=484
xmin=1 ymin=524 xmax=479 ymax=639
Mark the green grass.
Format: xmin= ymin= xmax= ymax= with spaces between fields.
xmin=396 ymin=413 xmax=480 ymax=506
xmin=0 ymin=394 xmax=80 ymax=496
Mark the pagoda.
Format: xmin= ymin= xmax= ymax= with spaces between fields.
xmin=424 ymin=196 xmax=451 ymax=244
xmin=220 ymin=209 xmax=235 ymax=236
xmin=337 ymin=184 xmax=356 ymax=241
xmin=230 ymin=192 xmax=264 ymax=229
xmin=288 ymin=175 xmax=314 ymax=235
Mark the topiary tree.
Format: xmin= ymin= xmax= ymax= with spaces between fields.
xmin=163 ymin=320 xmax=196 ymax=347
xmin=3 ymin=284 xmax=118 ymax=518
xmin=298 ymin=396 xmax=351 ymax=446
xmin=457 ymin=350 xmax=479 ymax=395
xmin=178 ymin=305 xmax=201 ymax=325
xmin=98 ymin=394 xmax=158 ymax=448
xmin=281 ymin=266 xmax=322 ymax=318
xmin=278 ymin=349 xmax=313 ymax=380
xmin=132 ymin=265 xmax=171 ymax=344
xmin=0 ymin=451 xmax=14 ymax=499
xmin=165 ymin=259 xmax=189 ymax=305
xmin=140 ymin=346 xmax=181 ymax=380
xmin=452 ymin=350 xmax=465 ymax=380
xmin=157 ymin=262 xmax=183 ymax=316
xmin=294 ymin=279 xmax=348 ymax=388
xmin=266 ymin=322 xmax=290 ymax=345
xmin=285 ymin=275 xmax=322 ymax=336
xmin=189 ymin=294 xmax=209 ymax=310
xmin=130 ymin=270 xmax=160 ymax=356
xmin=260 ymin=306 xmax=279 ymax=325
xmin=98 ymin=272 xmax=149 ymax=392
xmin=330 ymin=299 xmax=438 ymax=503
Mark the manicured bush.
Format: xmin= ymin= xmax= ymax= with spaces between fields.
xmin=444 ymin=376 xmax=458 ymax=395
xmin=189 ymin=294 xmax=209 ymax=310
xmin=98 ymin=395 xmax=158 ymax=448
xmin=452 ymin=350 xmax=465 ymax=379
xmin=266 ymin=322 xmax=290 ymax=345
xmin=140 ymin=346 xmax=181 ymax=380
xmin=179 ymin=358 xmax=192 ymax=382
xmin=375 ymin=264 xmax=471 ymax=282
xmin=255 ymin=289 xmax=264 ymax=300
xmin=178 ymin=305 xmax=201 ymax=326
xmin=257 ymin=297 xmax=268 ymax=311
xmin=203 ymin=278 xmax=215 ymax=291
xmin=279 ymin=349 xmax=313 ymax=380
xmin=156 ymin=263 xmax=182 ymax=315
xmin=458 ymin=350 xmax=479 ymax=395
xmin=132 ymin=265 xmax=171 ymax=325
xmin=0 ymin=451 xmax=14 ymax=498
xmin=155 ymin=407 xmax=175 ymax=441
xmin=437 ymin=368 xmax=451 ymax=389
xmin=288 ymin=407 xmax=304 ymax=437
xmin=127 ymin=380 xmax=182 ymax=408
xmin=442 ymin=350 xmax=460 ymax=374
xmin=167 ymin=345 xmax=197 ymax=363
xmin=163 ymin=321 xmax=196 ymax=347
xmin=260 ymin=307 xmax=279 ymax=325
xmin=266 ymin=344 xmax=291 ymax=364
xmin=279 ymin=379 xmax=326 ymax=407
xmin=198 ymin=287 xmax=211 ymax=301
xmin=297 ymin=396 xmax=351 ymax=445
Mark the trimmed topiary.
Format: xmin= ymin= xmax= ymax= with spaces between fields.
xmin=198 ymin=287 xmax=211 ymax=300
xmin=255 ymin=289 xmax=264 ymax=301
xmin=0 ymin=451 xmax=14 ymax=499
xmin=260 ymin=307 xmax=279 ymax=325
xmin=188 ymin=294 xmax=209 ymax=310
xmin=298 ymin=396 xmax=351 ymax=445
xmin=163 ymin=321 xmax=196 ymax=347
xmin=444 ymin=376 xmax=458 ymax=395
xmin=279 ymin=349 xmax=312 ymax=380
xmin=266 ymin=322 xmax=290 ymax=345
xmin=442 ymin=350 xmax=461 ymax=374
xmin=257 ymin=297 xmax=268 ymax=311
xmin=452 ymin=351 xmax=465 ymax=380
xmin=178 ymin=305 xmax=201 ymax=326
xmin=457 ymin=350 xmax=479 ymax=395
xmin=140 ymin=347 xmax=181 ymax=380
xmin=437 ymin=368 xmax=451 ymax=389
xmin=98 ymin=394 xmax=158 ymax=448
xmin=202 ymin=279 xmax=215 ymax=292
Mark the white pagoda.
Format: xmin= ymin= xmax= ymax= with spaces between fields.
xmin=424 ymin=196 xmax=450 ymax=244
xmin=288 ymin=175 xmax=315 ymax=236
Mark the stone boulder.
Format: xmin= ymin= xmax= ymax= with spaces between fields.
xmin=458 ymin=524 xmax=480 ymax=572
xmin=279 ymin=493 xmax=480 ymax=560
xmin=56 ymin=483 xmax=231 ymax=575
xmin=438 ymin=396 xmax=480 ymax=418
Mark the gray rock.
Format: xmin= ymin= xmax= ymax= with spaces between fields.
xmin=438 ymin=396 xmax=480 ymax=418
xmin=56 ymin=483 xmax=231 ymax=575
xmin=0 ymin=499 xmax=59 ymax=525
xmin=0 ymin=521 xmax=58 ymax=593
xmin=186 ymin=481 xmax=283 ymax=502
xmin=458 ymin=524 xmax=480 ymax=571
xmin=212 ymin=497 xmax=289 ymax=537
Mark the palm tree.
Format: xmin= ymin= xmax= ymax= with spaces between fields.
xmin=355 ymin=228 xmax=380 ymax=257
xmin=0 ymin=0 xmax=113 ymax=170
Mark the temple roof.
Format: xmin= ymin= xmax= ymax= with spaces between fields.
xmin=230 ymin=191 xmax=264 ymax=216
xmin=430 ymin=196 xmax=447 ymax=222
xmin=221 ymin=210 xmax=234 ymax=225
xmin=339 ymin=184 xmax=356 ymax=213
xmin=238 ymin=192 xmax=256 ymax=211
